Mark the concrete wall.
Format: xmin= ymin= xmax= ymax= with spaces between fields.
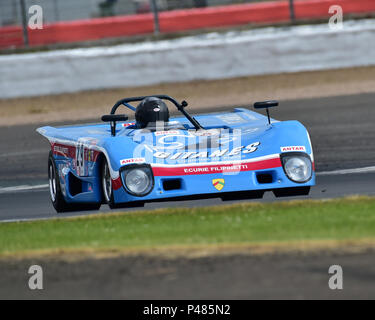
xmin=1 ymin=19 xmax=374 ymax=99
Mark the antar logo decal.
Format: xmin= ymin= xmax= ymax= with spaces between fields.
xmin=280 ymin=146 xmax=306 ymax=152
xmin=212 ymin=178 xmax=225 ymax=191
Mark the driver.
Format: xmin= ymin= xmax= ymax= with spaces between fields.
xmin=135 ymin=97 xmax=170 ymax=129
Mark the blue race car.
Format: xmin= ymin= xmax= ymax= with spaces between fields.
xmin=37 ymin=95 xmax=315 ymax=213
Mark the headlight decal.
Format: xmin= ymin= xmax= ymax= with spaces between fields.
xmin=120 ymin=164 xmax=154 ymax=197
xmin=280 ymin=152 xmax=313 ymax=183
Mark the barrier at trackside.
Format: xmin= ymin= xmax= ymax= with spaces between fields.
xmin=0 ymin=26 xmax=24 ymax=48
xmin=159 ymin=1 xmax=290 ymax=33
xmin=295 ymin=0 xmax=375 ymax=19
xmin=1 ymin=19 xmax=375 ymax=99
xmin=1 ymin=0 xmax=375 ymax=49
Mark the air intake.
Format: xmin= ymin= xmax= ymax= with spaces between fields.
xmin=163 ymin=179 xmax=182 ymax=191
xmin=256 ymin=173 xmax=274 ymax=184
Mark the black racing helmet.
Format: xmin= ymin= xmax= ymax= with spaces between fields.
xmin=135 ymin=97 xmax=170 ymax=128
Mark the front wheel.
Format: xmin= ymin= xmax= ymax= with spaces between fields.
xmin=48 ymin=152 xmax=101 ymax=213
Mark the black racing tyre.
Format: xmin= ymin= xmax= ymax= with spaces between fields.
xmin=101 ymin=157 xmax=117 ymax=209
xmin=48 ymin=152 xmax=101 ymax=213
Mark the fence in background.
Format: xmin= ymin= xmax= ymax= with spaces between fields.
xmin=2 ymin=19 xmax=375 ymax=99
xmin=1 ymin=1 xmax=276 ymax=26
xmin=1 ymin=0 xmax=375 ymax=49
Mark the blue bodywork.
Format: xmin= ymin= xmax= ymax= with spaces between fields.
xmin=37 ymin=107 xmax=315 ymax=206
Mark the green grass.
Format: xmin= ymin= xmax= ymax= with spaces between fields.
xmin=1 ymin=197 xmax=375 ymax=256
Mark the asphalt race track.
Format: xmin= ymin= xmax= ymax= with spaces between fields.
xmin=0 ymin=93 xmax=374 ymax=221
xmin=2 ymin=250 xmax=375 ymax=299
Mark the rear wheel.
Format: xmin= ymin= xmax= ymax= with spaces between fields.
xmin=48 ymin=152 xmax=71 ymax=213
xmin=48 ymin=152 xmax=101 ymax=213
xmin=102 ymin=158 xmax=116 ymax=209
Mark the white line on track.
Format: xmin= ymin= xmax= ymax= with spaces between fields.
xmin=316 ymin=166 xmax=375 ymax=176
xmin=0 ymin=149 xmax=47 ymax=158
xmin=0 ymin=217 xmax=55 ymax=223
xmin=0 ymin=184 xmax=48 ymax=194
xmin=0 ymin=166 xmax=374 ymax=195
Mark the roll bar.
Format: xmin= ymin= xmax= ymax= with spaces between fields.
xmin=110 ymin=95 xmax=203 ymax=130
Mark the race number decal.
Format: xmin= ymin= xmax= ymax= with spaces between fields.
xmin=76 ymin=143 xmax=87 ymax=176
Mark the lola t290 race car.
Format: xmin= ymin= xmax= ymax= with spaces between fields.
xmin=37 ymin=95 xmax=315 ymax=213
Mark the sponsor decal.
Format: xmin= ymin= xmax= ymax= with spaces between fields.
xmin=216 ymin=114 xmax=246 ymax=124
xmin=122 ymin=122 xmax=135 ymax=127
xmin=53 ymin=145 xmax=69 ymax=155
xmin=120 ymin=157 xmax=146 ymax=165
xmin=242 ymin=128 xmax=259 ymax=134
xmin=154 ymin=130 xmax=180 ymax=136
xmin=280 ymin=146 xmax=306 ymax=152
xmin=140 ymin=129 xmax=244 ymax=152
xmin=81 ymin=137 xmax=99 ymax=145
xmin=212 ymin=178 xmax=225 ymax=191
xmin=152 ymin=156 xmax=281 ymax=176
xmin=154 ymin=142 xmax=260 ymax=160
xmin=191 ymin=129 xmax=220 ymax=137
xmin=243 ymin=113 xmax=258 ymax=121
xmin=52 ymin=143 xmax=76 ymax=159
xmin=112 ymin=177 xmax=122 ymax=190
xmin=87 ymin=149 xmax=95 ymax=162
xmin=76 ymin=143 xmax=86 ymax=177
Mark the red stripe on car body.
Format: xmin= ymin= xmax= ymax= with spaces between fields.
xmin=151 ymin=157 xmax=282 ymax=176
xmin=112 ymin=177 xmax=122 ymax=191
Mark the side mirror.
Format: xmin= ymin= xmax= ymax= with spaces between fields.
xmin=254 ymin=100 xmax=278 ymax=125
xmin=101 ymin=114 xmax=128 ymax=136
xmin=254 ymin=100 xmax=278 ymax=109
xmin=101 ymin=114 xmax=128 ymax=122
